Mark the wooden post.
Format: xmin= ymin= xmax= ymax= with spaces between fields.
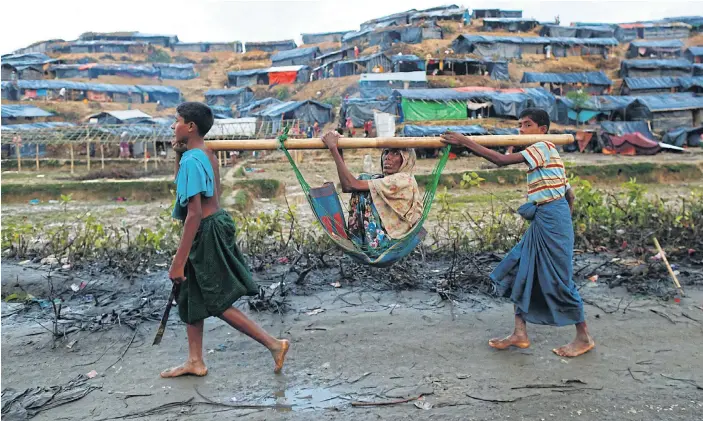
xmin=35 ymin=144 xmax=40 ymax=171
xmin=70 ymin=143 xmax=74 ymax=174
xmin=218 ymin=151 xmax=223 ymax=167
xmin=153 ymin=140 xmax=158 ymax=169
xmin=144 ymin=142 xmax=148 ymax=172
xmin=86 ymin=127 xmax=91 ymax=171
xmin=17 ymin=143 xmax=22 ymax=172
xmin=100 ymin=143 xmax=105 ymax=169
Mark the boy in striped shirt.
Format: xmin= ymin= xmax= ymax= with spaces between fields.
xmin=441 ymin=108 xmax=594 ymax=358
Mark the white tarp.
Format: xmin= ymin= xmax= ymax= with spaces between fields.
xmin=209 ymin=117 xmax=257 ymax=137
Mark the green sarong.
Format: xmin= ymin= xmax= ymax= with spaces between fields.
xmin=178 ymin=209 xmax=259 ymax=324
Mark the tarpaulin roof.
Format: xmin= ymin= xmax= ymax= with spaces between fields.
xmin=687 ymin=46 xmax=703 ymax=56
xmin=521 ymin=71 xmax=612 ymax=85
xmin=1 ymin=105 xmax=54 ymax=118
xmin=153 ymin=63 xmax=195 ymax=69
xmin=2 ymin=53 xmax=54 ymax=64
xmin=317 ymin=47 xmax=355 ymax=61
xmin=238 ymin=97 xmax=282 ymax=114
xmin=15 ymin=80 xmax=147 ymax=94
xmin=410 ymin=7 xmax=465 ymax=20
xmin=342 ymin=29 xmax=373 ymax=42
xmin=87 ymin=110 xmax=153 ymax=121
xmin=630 ymin=92 xmax=703 ymax=111
xmin=454 ymin=34 xmax=618 ymax=46
xmin=227 ymin=66 xmax=308 ymax=78
xmin=268 ymin=65 xmax=309 ymax=73
xmin=402 ymin=125 xmax=518 ymax=137
xmin=245 ymin=39 xmax=296 ymax=47
xmin=2 ymin=122 xmax=75 ymax=131
xmin=253 ymin=100 xmax=331 ymax=118
xmin=360 ymin=71 xmax=427 ymax=82
xmin=621 ymin=59 xmax=693 ymax=71
xmin=559 ymin=95 xmax=637 ymax=111
xmin=337 ymin=52 xmax=390 ymax=65
xmin=271 ymin=47 xmax=320 ymax=62
xmin=482 ymin=18 xmax=538 ymax=23
xmin=630 ymin=40 xmax=684 ymax=48
xmin=68 ymin=40 xmax=148 ymax=46
xmin=301 ymin=31 xmax=350 ymax=37
xmin=600 ymin=121 xmax=653 ymax=138
xmin=227 ymin=68 xmax=270 ymax=77
xmin=134 ymin=85 xmax=180 ymax=94
xmin=392 ymin=54 xmax=423 ymax=63
xmin=205 ymin=87 xmax=254 ymax=97
xmin=678 ymin=76 xmax=703 ymax=89
xmin=662 ymin=125 xmax=703 ymax=147
xmin=623 ymin=77 xmax=683 ymax=89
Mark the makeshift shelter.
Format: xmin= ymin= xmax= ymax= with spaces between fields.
xmin=625 ymin=93 xmax=703 ymax=132
xmin=695 ymin=64 xmax=703 ymax=76
xmin=521 ymin=71 xmax=612 ymax=95
xmin=685 ymin=46 xmax=703 ymax=63
xmin=87 ymin=83 xmax=143 ymax=103
xmin=78 ymin=31 xmax=178 ymax=47
xmin=360 ymin=10 xmax=415 ymax=31
xmin=540 ymin=25 xmax=615 ymax=39
xmin=136 ymin=85 xmax=181 ymax=107
xmin=627 ymin=40 xmax=684 ymax=59
xmin=271 ymin=47 xmax=320 ymax=67
xmin=267 ymin=66 xmax=310 ymax=84
xmin=451 ymin=35 xmax=550 ymax=59
xmin=678 ymin=76 xmax=703 ymax=93
xmin=171 ymin=43 xmax=208 ymax=53
xmin=556 ymin=95 xmax=637 ymax=124
xmin=620 ymin=59 xmax=693 ymax=77
xmin=603 ymin=133 xmax=662 ymax=155
xmin=210 ymin=105 xmax=233 ymax=119
xmin=317 ymin=48 xmax=355 ymax=66
xmin=53 ymin=41 xmax=150 ymax=54
xmin=171 ymin=42 xmax=242 ymax=53
xmin=662 ymin=126 xmax=703 ymax=147
xmin=1 ymin=81 xmax=19 ymax=100
xmin=368 ymin=26 xmax=424 ymax=48
xmin=618 ymin=22 xmax=692 ymax=40
xmin=1 ymin=104 xmax=54 ymax=125
xmin=620 ymin=77 xmax=681 ymax=95
xmin=238 ymin=98 xmax=282 ymax=118
xmin=472 ymin=9 xmax=522 ymax=19
xmin=1 ymin=64 xmax=44 ymax=81
xmin=661 ymin=16 xmax=703 ymax=32
xmin=333 ymin=53 xmax=392 ymax=77
xmin=548 ymin=38 xmax=618 ymax=57
xmin=13 ymin=80 xmax=86 ymax=101
xmin=359 ymin=71 xmax=427 ymax=98
xmin=245 ymin=40 xmax=297 ymax=53
xmin=393 ymin=87 xmax=556 ymax=122
xmin=227 ymin=68 xmax=270 ymax=87
xmin=301 ymin=31 xmax=351 ymax=44
xmin=341 ymin=29 xmax=373 ymax=46
xmin=153 ymin=63 xmax=197 ymax=80
xmin=340 ymin=98 xmax=397 ymax=127
xmin=253 ymin=100 xmax=332 ymax=125
xmin=601 ymin=120 xmax=654 ymax=139
xmin=392 ymin=55 xmax=425 ymax=72
xmin=47 ymin=64 xmax=91 ymax=79
xmin=421 ymin=23 xmax=444 ymax=40
xmin=212 ymin=42 xmax=243 ymax=53
xmin=86 ymin=110 xmax=153 ymax=124
xmin=425 ymin=58 xmax=509 ymax=80
xmin=204 ymin=87 xmax=254 ymax=107
xmin=409 ymin=7 xmax=465 ymax=24
xmin=482 ymin=18 xmax=539 ymax=32
xmin=1 ymin=122 xmax=76 ymax=158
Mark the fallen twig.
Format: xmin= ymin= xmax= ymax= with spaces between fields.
xmin=650 ymin=309 xmax=676 ymax=324
xmin=681 ymin=312 xmax=700 ymax=324
xmin=551 ymin=386 xmax=603 ymax=393
xmin=104 ymin=325 xmax=139 ymax=371
xmin=511 ymin=384 xmax=574 ymax=390
xmin=660 ymin=374 xmax=703 ymax=390
xmin=351 ymin=395 xmax=421 ymax=407
xmin=465 ymin=393 xmax=537 ymax=403
xmin=304 ymin=327 xmax=328 ymax=331
xmin=347 ymin=372 xmax=372 ymax=384
xmin=628 ymin=367 xmax=642 ymax=383
xmin=194 ymin=386 xmax=293 ymax=410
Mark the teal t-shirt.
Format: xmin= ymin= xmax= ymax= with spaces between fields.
xmin=172 ymin=149 xmax=215 ymax=220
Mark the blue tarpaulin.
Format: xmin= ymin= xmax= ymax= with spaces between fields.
xmin=253 ymin=100 xmax=332 ymax=124
xmin=600 ymin=121 xmax=653 ymax=138
xmin=623 ymin=77 xmax=682 ymax=90
xmin=271 ymin=47 xmax=320 ymax=66
xmin=204 ymin=88 xmax=254 ymax=107
xmin=341 ymin=98 xmax=397 ymax=126
xmin=521 ymin=71 xmax=612 ymax=85
xmin=1 ymin=105 xmax=54 ymax=118
xmin=238 ymin=98 xmax=282 ymax=117
xmin=630 ymin=40 xmax=684 ymax=48
xmin=629 ymin=92 xmax=703 ymax=111
xmin=620 ymin=59 xmax=693 ymax=77
xmin=402 ymin=125 xmax=519 ymax=137
xmin=662 ymin=126 xmax=703 ymax=147
xmin=687 ymin=46 xmax=703 ymax=57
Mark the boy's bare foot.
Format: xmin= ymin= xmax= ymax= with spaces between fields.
xmin=160 ymin=360 xmax=208 ymax=378
xmin=553 ymin=336 xmax=595 ymax=357
xmin=488 ymin=334 xmax=530 ymax=350
xmin=270 ymin=339 xmax=290 ymax=373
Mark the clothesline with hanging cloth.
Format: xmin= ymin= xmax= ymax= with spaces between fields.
xmin=204 ymin=133 xmax=574 ymax=150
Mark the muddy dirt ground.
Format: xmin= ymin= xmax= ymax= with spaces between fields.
xmin=2 ymin=254 xmax=702 ymax=421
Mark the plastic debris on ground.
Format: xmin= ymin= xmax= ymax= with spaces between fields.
xmin=306 ymin=308 xmax=325 ymax=316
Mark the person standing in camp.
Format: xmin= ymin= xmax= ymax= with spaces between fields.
xmin=160 ymin=102 xmax=289 ymax=378
xmin=441 ymin=108 xmax=594 ymax=358
xmin=354 ymin=45 xmax=359 ymax=58
xmin=364 ymin=120 xmax=373 ymax=138
xmin=345 ymin=117 xmax=355 ymax=137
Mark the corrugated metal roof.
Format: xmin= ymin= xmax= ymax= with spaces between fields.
xmin=522 ymin=71 xmax=612 ymax=85
xmin=360 ymin=71 xmax=427 ymax=83
xmin=1 ymin=105 xmax=54 ymax=118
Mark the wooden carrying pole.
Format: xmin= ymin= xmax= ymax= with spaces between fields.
xmin=652 ymin=237 xmax=684 ymax=297
xmin=204 ymin=134 xmax=574 ymax=151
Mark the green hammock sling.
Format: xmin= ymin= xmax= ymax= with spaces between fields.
xmin=276 ymin=129 xmax=451 ymax=267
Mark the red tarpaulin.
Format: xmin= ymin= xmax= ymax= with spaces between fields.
xmin=269 ymin=71 xmax=298 ymax=85
xmin=604 ymin=132 xmax=660 ymax=156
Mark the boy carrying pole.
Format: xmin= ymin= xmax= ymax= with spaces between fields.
xmin=441 ymin=108 xmax=595 ymax=357
xmin=161 ymin=102 xmax=289 ymax=378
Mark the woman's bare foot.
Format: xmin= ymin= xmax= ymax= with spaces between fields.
xmin=488 ymin=334 xmax=530 ymax=350
xmin=553 ymin=336 xmax=595 ymax=357
xmin=160 ymin=360 xmax=208 ymax=378
xmin=270 ymin=339 xmax=290 ymax=373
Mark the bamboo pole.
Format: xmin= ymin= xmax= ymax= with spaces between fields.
xmin=70 ymin=143 xmax=74 ymax=174
xmin=17 ymin=144 xmax=22 ymax=172
xmin=153 ymin=140 xmax=158 ymax=169
xmin=143 ymin=142 xmax=148 ymax=172
xmin=204 ymin=134 xmax=574 ymax=151
xmin=100 ymin=144 xmax=105 ymax=169
xmin=652 ymin=237 xmax=684 ymax=297
xmin=35 ymin=144 xmax=40 ymax=171
xmin=86 ymin=127 xmax=91 ymax=171
xmin=218 ymin=151 xmax=223 ymax=167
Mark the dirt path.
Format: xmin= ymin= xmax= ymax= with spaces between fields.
xmin=2 ymin=264 xmax=702 ymax=421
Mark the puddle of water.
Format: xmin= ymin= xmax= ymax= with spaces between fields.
xmin=264 ymin=387 xmax=347 ymax=412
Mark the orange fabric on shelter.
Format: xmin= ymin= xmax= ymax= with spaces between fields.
xmin=269 ymin=71 xmax=297 ymax=85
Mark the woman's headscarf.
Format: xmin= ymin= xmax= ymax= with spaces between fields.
xmin=368 ymin=149 xmax=423 ymax=239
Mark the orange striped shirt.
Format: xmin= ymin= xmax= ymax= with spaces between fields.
xmin=520 ymin=142 xmax=570 ymax=205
